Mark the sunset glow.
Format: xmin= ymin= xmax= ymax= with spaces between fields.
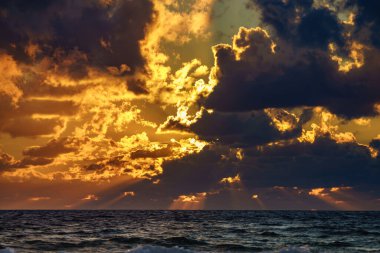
xmin=0 ymin=0 xmax=380 ymax=211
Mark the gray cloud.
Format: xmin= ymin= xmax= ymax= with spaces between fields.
xmin=205 ymin=26 xmax=380 ymax=119
xmin=0 ymin=0 xmax=154 ymax=76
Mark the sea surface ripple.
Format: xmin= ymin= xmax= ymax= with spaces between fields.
xmin=0 ymin=210 xmax=379 ymax=252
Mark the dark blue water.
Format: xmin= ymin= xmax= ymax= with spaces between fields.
xmin=0 ymin=211 xmax=380 ymax=252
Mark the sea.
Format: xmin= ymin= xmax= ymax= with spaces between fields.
xmin=0 ymin=210 xmax=379 ymax=253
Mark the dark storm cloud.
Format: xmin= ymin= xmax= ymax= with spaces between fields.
xmin=191 ymin=110 xmax=308 ymax=147
xmin=253 ymin=0 xmax=380 ymax=53
xmin=370 ymin=137 xmax=380 ymax=159
xmin=0 ymin=0 xmax=153 ymax=75
xmin=252 ymin=0 xmax=344 ymax=49
xmin=155 ymin=146 xmax=235 ymax=195
xmin=346 ymin=0 xmax=380 ymax=48
xmin=370 ymin=139 xmax=380 ymax=150
xmin=90 ymin=146 xmax=238 ymax=209
xmin=205 ymin=26 xmax=380 ymax=119
xmin=140 ymin=136 xmax=379 ymax=198
xmin=240 ymin=137 xmax=379 ymax=189
xmin=91 ymin=134 xmax=379 ymax=209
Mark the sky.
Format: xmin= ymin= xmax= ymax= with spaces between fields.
xmin=0 ymin=0 xmax=380 ymax=210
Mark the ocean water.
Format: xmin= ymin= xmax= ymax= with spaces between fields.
xmin=0 ymin=211 xmax=379 ymax=253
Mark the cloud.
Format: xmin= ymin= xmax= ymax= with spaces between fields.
xmin=130 ymin=147 xmax=173 ymax=159
xmin=239 ymin=136 xmax=379 ymax=189
xmin=170 ymin=192 xmax=207 ymax=210
xmin=81 ymin=194 xmax=99 ymax=201
xmin=219 ymin=174 xmax=241 ymax=187
xmin=137 ymin=0 xmax=215 ymax=99
xmin=252 ymin=0 xmax=344 ymax=49
xmin=0 ymin=0 xmax=154 ymax=75
xmin=17 ymin=99 xmax=79 ymax=116
xmin=118 ymin=130 xmax=380 ymax=209
xmin=1 ymin=117 xmax=64 ymax=138
xmin=123 ymin=191 xmax=135 ymax=197
xmin=0 ymin=98 xmax=79 ymax=139
xmin=19 ymin=157 xmax=54 ymax=167
xmin=370 ymin=136 xmax=380 ymax=158
xmin=347 ymin=1 xmax=380 ymax=48
xmin=370 ymin=138 xmax=380 ymax=150
xmin=0 ymin=149 xmax=53 ymax=172
xmin=0 ymin=60 xmax=84 ymax=137
xmin=191 ymin=109 xmax=310 ymax=147
xmin=28 ymin=196 xmax=51 ymax=202
xmin=205 ymin=26 xmax=380 ymax=119
xmin=23 ymin=138 xmax=76 ymax=158
xmin=0 ymin=0 xmax=379 ymax=210
xmin=0 ymin=53 xmax=23 ymax=103
xmin=128 ymin=145 xmax=237 ymax=198
xmin=0 ymin=149 xmax=18 ymax=172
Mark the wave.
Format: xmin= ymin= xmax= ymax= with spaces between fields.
xmin=259 ymin=231 xmax=280 ymax=237
xmin=276 ymin=247 xmax=311 ymax=253
xmin=127 ymin=245 xmax=312 ymax=253
xmin=127 ymin=245 xmax=196 ymax=253
xmin=163 ymin=237 xmax=208 ymax=246
xmin=0 ymin=249 xmax=16 ymax=253
xmin=110 ymin=236 xmax=208 ymax=247
xmin=0 ymin=245 xmax=313 ymax=253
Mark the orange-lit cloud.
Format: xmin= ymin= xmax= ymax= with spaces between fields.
xmin=170 ymin=192 xmax=207 ymax=210
xmin=329 ymin=41 xmax=367 ymax=73
xmin=123 ymin=191 xmax=136 ymax=197
xmin=308 ymin=187 xmax=355 ymax=209
xmin=0 ymin=53 xmax=23 ymax=103
xmin=220 ymin=174 xmax=241 ymax=185
xmin=0 ymin=0 xmax=380 ymax=211
xmin=28 ymin=196 xmax=51 ymax=202
xmin=82 ymin=194 xmax=99 ymax=201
